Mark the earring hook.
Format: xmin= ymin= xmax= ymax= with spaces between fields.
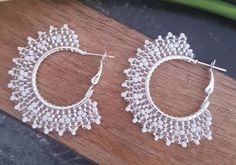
xmin=90 ymin=52 xmax=114 ymax=86
xmin=83 ymin=51 xmax=115 ymax=59
xmin=196 ymin=59 xmax=227 ymax=72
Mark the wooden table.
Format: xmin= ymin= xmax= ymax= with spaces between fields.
xmin=0 ymin=0 xmax=235 ymax=164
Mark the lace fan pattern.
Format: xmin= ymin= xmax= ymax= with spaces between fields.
xmin=122 ymin=33 xmax=213 ymax=147
xmin=8 ymin=25 xmax=101 ymax=136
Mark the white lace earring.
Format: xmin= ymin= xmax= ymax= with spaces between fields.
xmin=121 ymin=32 xmax=226 ymax=147
xmin=8 ymin=24 xmax=114 ymax=136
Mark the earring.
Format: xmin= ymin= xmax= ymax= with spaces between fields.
xmin=8 ymin=24 xmax=114 ymax=136
xmin=121 ymin=32 xmax=226 ymax=147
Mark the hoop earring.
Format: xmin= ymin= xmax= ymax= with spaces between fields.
xmin=121 ymin=32 xmax=226 ymax=147
xmin=8 ymin=24 xmax=114 ymax=136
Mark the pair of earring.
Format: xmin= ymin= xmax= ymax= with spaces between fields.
xmin=8 ymin=25 xmax=226 ymax=147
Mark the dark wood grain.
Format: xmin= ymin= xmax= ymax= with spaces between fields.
xmin=0 ymin=0 xmax=235 ymax=164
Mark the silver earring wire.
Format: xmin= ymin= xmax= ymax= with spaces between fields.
xmin=196 ymin=59 xmax=226 ymax=72
xmin=91 ymin=52 xmax=114 ymax=88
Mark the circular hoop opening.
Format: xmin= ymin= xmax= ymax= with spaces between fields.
xmin=32 ymin=47 xmax=99 ymax=109
xmin=146 ymin=56 xmax=210 ymax=121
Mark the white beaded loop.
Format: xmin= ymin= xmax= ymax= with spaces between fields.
xmin=8 ymin=24 xmax=101 ymax=136
xmin=122 ymin=33 xmax=214 ymax=147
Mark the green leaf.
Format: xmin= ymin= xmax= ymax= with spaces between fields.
xmin=165 ymin=0 xmax=236 ymax=21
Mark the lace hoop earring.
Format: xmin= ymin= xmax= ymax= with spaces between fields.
xmin=122 ymin=32 xmax=226 ymax=147
xmin=8 ymin=24 xmax=114 ymax=136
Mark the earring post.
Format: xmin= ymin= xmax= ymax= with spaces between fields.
xmin=84 ymin=52 xmax=115 ymax=59
xmin=196 ymin=60 xmax=227 ymax=72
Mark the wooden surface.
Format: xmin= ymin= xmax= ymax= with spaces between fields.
xmin=0 ymin=0 xmax=236 ymax=164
